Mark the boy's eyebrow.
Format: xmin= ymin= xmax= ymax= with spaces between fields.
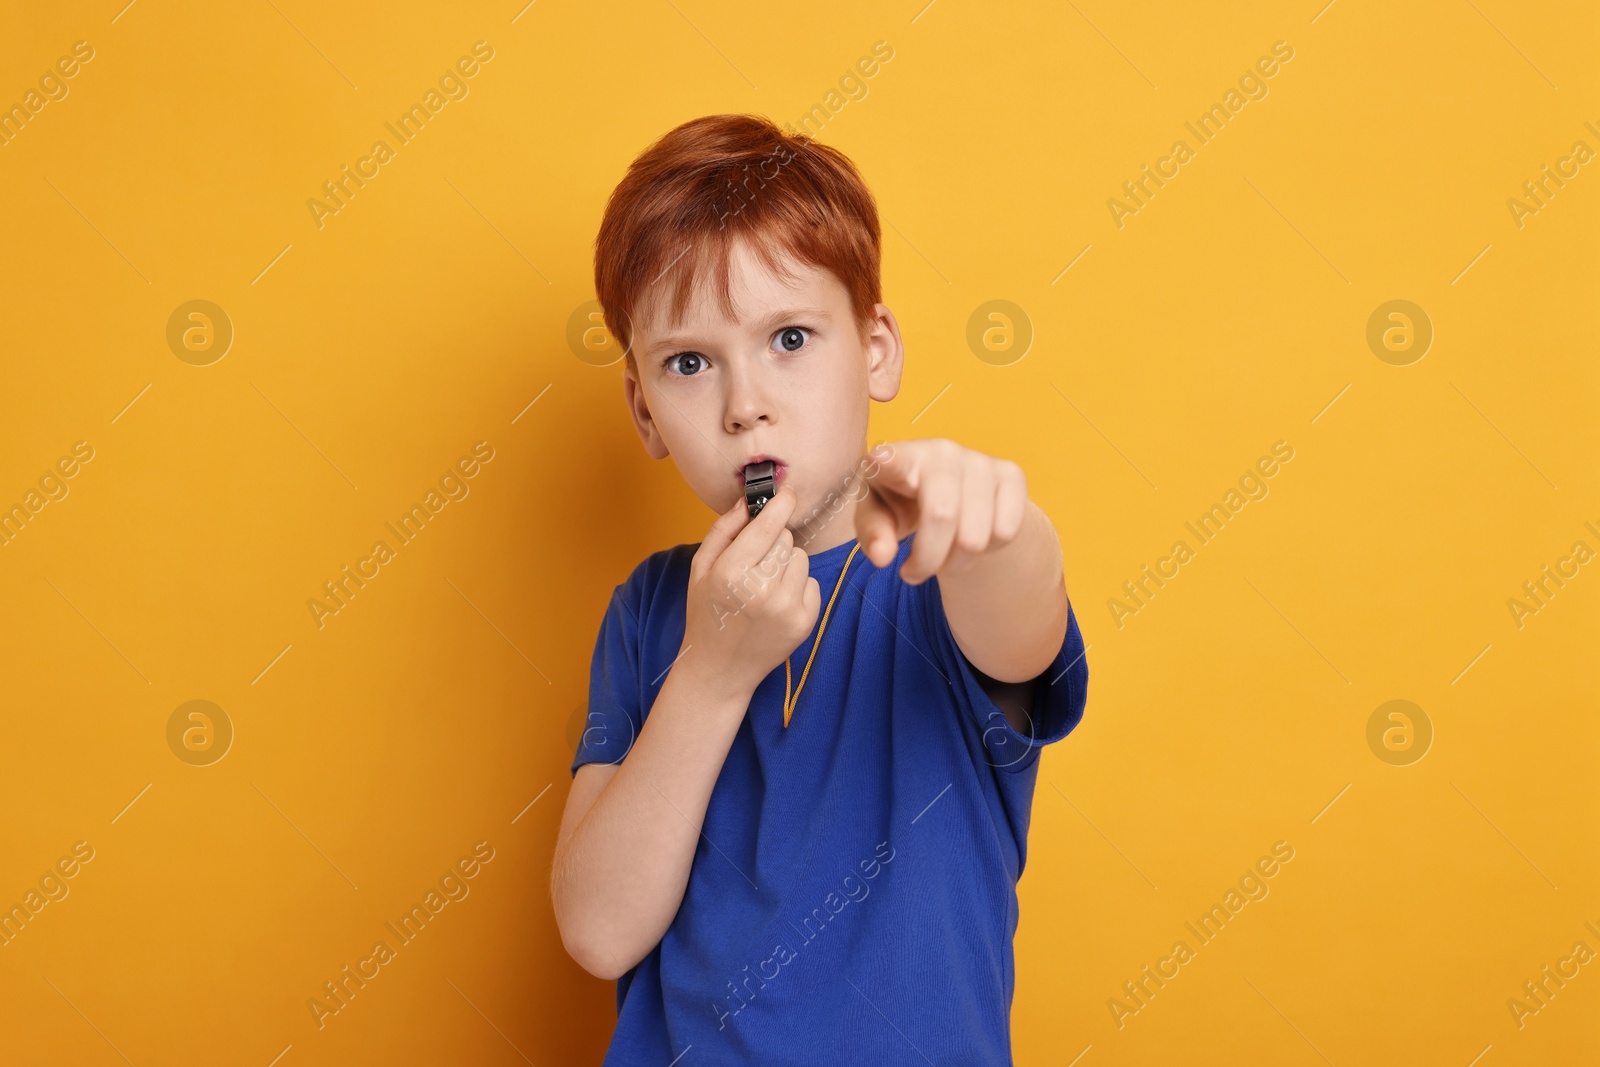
xmin=753 ymin=304 xmax=831 ymax=327
xmin=640 ymin=305 xmax=833 ymax=357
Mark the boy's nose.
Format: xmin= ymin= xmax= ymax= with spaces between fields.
xmin=723 ymin=365 xmax=773 ymax=431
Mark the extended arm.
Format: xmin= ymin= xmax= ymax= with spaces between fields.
xmin=855 ymin=442 xmax=1070 ymax=717
xmin=938 ymin=498 xmax=1069 ymax=688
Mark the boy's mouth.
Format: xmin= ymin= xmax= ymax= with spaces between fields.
xmin=738 ymin=455 xmax=787 ymax=491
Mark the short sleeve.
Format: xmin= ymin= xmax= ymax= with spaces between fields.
xmin=920 ymin=574 xmax=1088 ymax=774
xmin=571 ymin=582 xmax=645 ymax=777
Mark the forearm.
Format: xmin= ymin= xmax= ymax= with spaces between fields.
xmin=552 ymin=659 xmax=752 ymax=979
xmin=937 ymin=499 xmax=1068 ymax=682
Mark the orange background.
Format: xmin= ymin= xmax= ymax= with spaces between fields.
xmin=0 ymin=1 xmax=1595 ymax=1064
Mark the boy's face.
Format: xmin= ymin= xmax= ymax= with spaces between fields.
xmin=622 ymin=236 xmax=904 ymax=552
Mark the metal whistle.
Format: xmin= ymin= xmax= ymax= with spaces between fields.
xmin=744 ymin=460 xmax=776 ymax=517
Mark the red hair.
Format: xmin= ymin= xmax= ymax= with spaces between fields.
xmin=593 ymin=114 xmax=882 ymax=370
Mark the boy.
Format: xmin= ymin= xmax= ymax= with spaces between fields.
xmin=552 ymin=113 xmax=1088 ymax=1065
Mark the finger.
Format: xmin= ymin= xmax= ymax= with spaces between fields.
xmin=803 ymin=575 xmax=821 ymax=617
xmin=854 ymin=484 xmax=903 ymax=569
xmin=694 ymin=493 xmax=754 ymax=579
xmin=783 ymin=557 xmax=819 ymax=619
xmin=993 ymin=461 xmax=1029 ymax=544
xmin=862 ymin=439 xmax=920 ymax=500
xmin=779 ymin=542 xmax=811 ymax=600
xmin=950 ymin=460 xmax=996 ymax=567
xmin=723 ymin=483 xmax=800 ymax=575
xmin=900 ymin=462 xmax=962 ymax=585
xmin=757 ymin=527 xmax=796 ymax=584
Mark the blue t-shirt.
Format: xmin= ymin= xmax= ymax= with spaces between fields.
xmin=573 ymin=532 xmax=1088 ymax=1065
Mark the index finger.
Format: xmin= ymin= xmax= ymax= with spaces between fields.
xmin=720 ymin=483 xmax=800 ymax=575
xmin=862 ymin=439 xmax=917 ymax=496
xmin=693 ymin=493 xmax=754 ymax=578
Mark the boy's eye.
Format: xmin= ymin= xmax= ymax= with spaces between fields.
xmin=665 ymin=352 xmax=706 ymax=376
xmin=775 ymin=327 xmax=809 ymax=352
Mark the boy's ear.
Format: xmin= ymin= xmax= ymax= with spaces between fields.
xmin=622 ymin=367 xmax=671 ymax=459
xmin=865 ymin=303 xmax=904 ymax=402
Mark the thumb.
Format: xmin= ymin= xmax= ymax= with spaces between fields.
xmin=855 ymin=486 xmax=901 ymax=569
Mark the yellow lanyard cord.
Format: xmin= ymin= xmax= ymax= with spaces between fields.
xmin=783 ymin=542 xmax=863 ymax=729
